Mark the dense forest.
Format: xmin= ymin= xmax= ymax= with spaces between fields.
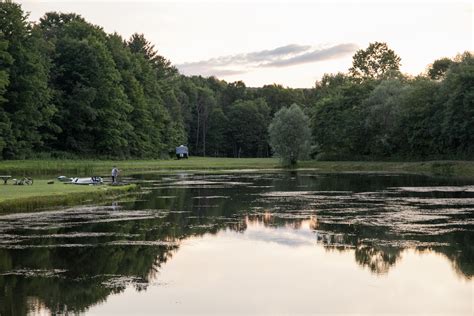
xmin=0 ymin=2 xmax=472 ymax=160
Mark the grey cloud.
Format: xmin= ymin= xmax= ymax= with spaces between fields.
xmin=263 ymin=43 xmax=358 ymax=67
xmin=176 ymin=43 xmax=357 ymax=77
xmin=245 ymin=44 xmax=312 ymax=62
xmin=178 ymin=43 xmax=310 ymax=70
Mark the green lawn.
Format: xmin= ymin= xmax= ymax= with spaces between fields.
xmin=0 ymin=180 xmax=118 ymax=202
xmin=0 ymin=179 xmax=136 ymax=212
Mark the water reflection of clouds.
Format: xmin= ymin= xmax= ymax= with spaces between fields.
xmin=238 ymin=217 xmax=317 ymax=247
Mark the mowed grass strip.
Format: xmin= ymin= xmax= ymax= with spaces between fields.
xmin=0 ymin=180 xmax=137 ymax=212
xmin=0 ymin=180 xmax=111 ymax=202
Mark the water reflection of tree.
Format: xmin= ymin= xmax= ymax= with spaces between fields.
xmin=0 ymin=245 xmax=176 ymax=314
xmin=268 ymin=172 xmax=474 ymax=278
xmin=427 ymin=232 xmax=474 ymax=279
xmin=354 ymin=245 xmax=401 ymax=274
xmin=0 ymin=205 xmax=245 ymax=315
xmin=313 ymin=218 xmax=474 ymax=278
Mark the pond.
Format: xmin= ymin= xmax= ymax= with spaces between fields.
xmin=0 ymin=171 xmax=473 ymax=315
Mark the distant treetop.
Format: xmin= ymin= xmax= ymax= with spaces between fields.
xmin=349 ymin=42 xmax=401 ymax=80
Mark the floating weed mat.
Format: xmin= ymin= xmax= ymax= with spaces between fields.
xmin=253 ymin=186 xmax=474 ymax=241
xmin=0 ymin=269 xmax=67 ymax=278
xmin=0 ymin=205 xmax=181 ymax=250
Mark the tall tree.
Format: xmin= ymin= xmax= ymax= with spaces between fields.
xmin=438 ymin=52 xmax=474 ymax=156
xmin=428 ymin=57 xmax=454 ymax=80
xmin=193 ymin=87 xmax=215 ymax=156
xmin=41 ymin=15 xmax=133 ymax=156
xmin=268 ymin=103 xmax=311 ymax=166
xmin=106 ymin=33 xmax=154 ymax=157
xmin=0 ymin=35 xmax=13 ymax=155
xmin=0 ymin=1 xmax=54 ymax=158
xmin=227 ymin=98 xmax=270 ymax=157
xmin=349 ymin=42 xmax=401 ymax=80
xmin=397 ymin=77 xmax=441 ymax=157
xmin=206 ymin=108 xmax=229 ymax=157
xmin=161 ymin=89 xmax=187 ymax=149
xmin=361 ymin=79 xmax=410 ymax=156
xmin=128 ymin=33 xmax=177 ymax=80
xmin=311 ymin=75 xmax=373 ymax=158
xmin=221 ymin=80 xmax=247 ymax=108
xmin=128 ymin=33 xmax=186 ymax=155
xmin=253 ymin=83 xmax=305 ymax=115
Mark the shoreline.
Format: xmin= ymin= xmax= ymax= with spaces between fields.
xmin=1 ymin=158 xmax=473 ymax=212
xmin=0 ymin=158 xmax=473 ymax=178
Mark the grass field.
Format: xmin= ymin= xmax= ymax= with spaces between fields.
xmin=0 ymin=157 xmax=473 ymax=178
xmin=300 ymin=160 xmax=474 ymax=178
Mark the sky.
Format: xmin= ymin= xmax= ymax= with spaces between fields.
xmin=18 ymin=0 xmax=473 ymax=88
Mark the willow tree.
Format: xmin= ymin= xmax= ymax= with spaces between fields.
xmin=268 ymin=103 xmax=311 ymax=166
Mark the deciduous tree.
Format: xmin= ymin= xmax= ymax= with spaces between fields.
xmin=268 ymin=103 xmax=311 ymax=166
xmin=349 ymin=42 xmax=401 ymax=80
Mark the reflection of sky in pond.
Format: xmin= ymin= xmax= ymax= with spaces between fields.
xmin=88 ymin=218 xmax=472 ymax=316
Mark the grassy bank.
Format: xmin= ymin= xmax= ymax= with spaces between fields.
xmin=0 ymin=158 xmax=281 ymax=177
xmin=0 ymin=158 xmax=473 ymax=178
xmin=0 ymin=180 xmax=137 ymax=213
xmin=298 ymin=160 xmax=474 ymax=178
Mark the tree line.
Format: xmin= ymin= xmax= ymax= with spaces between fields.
xmin=1 ymin=2 xmax=472 ymax=160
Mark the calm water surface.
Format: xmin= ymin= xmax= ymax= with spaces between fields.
xmin=0 ymin=171 xmax=473 ymax=315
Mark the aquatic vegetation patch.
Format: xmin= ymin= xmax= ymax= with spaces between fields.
xmin=0 ymin=269 xmax=67 ymax=278
xmin=192 ymin=196 xmax=230 ymax=199
xmin=101 ymin=276 xmax=150 ymax=290
xmin=104 ymin=240 xmax=179 ymax=247
xmin=390 ymin=186 xmax=474 ymax=193
xmin=155 ymin=196 xmax=177 ymax=199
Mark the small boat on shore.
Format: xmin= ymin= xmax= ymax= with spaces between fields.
xmin=69 ymin=177 xmax=103 ymax=185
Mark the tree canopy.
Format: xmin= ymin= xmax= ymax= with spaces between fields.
xmin=0 ymin=3 xmax=472 ymax=161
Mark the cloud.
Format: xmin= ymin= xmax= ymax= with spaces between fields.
xmin=263 ymin=43 xmax=358 ymax=67
xmin=176 ymin=43 xmax=358 ymax=78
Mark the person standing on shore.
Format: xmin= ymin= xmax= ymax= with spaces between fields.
xmin=111 ymin=166 xmax=119 ymax=184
